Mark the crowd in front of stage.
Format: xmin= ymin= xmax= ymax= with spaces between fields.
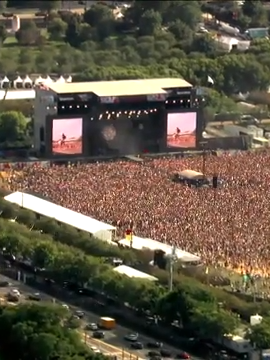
xmin=7 ymin=150 xmax=270 ymax=276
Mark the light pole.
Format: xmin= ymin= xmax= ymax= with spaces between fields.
xmin=168 ymin=245 xmax=177 ymax=292
xmin=199 ymin=141 xmax=207 ymax=177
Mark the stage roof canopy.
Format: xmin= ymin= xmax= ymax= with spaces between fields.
xmin=48 ymin=78 xmax=192 ymax=96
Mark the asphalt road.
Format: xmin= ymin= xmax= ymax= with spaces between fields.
xmin=0 ymin=273 xmax=203 ymax=360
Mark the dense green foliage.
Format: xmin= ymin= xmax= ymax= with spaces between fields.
xmin=1 ymin=1 xmax=270 ymax=96
xmin=0 ymin=111 xmax=32 ymax=149
xmin=0 ymin=302 xmax=104 ymax=360
xmin=246 ymin=318 xmax=270 ymax=350
xmin=1 ymin=196 xmax=270 ymax=342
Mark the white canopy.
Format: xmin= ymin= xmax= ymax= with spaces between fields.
xmin=66 ymin=75 xmax=72 ymax=83
xmin=14 ymin=76 xmax=23 ymax=84
xmin=1 ymin=76 xmax=9 ymax=84
xmin=35 ymin=76 xmax=44 ymax=85
xmin=23 ymin=75 xmax=32 ymax=84
xmin=43 ymin=75 xmax=53 ymax=84
xmin=56 ymin=76 xmax=66 ymax=84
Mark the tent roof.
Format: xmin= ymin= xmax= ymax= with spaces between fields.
xmin=118 ymin=236 xmax=200 ymax=262
xmin=48 ymin=78 xmax=192 ymax=96
xmin=114 ymin=265 xmax=158 ymax=281
xmin=23 ymin=75 xmax=32 ymax=83
xmin=4 ymin=191 xmax=116 ymax=234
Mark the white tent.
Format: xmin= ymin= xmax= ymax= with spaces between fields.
xmin=13 ymin=76 xmax=23 ymax=89
xmin=34 ymin=76 xmax=44 ymax=85
xmin=56 ymin=75 xmax=66 ymax=84
xmin=66 ymin=75 xmax=72 ymax=83
xmin=1 ymin=76 xmax=10 ymax=89
xmin=43 ymin=75 xmax=53 ymax=84
xmin=23 ymin=75 xmax=33 ymax=89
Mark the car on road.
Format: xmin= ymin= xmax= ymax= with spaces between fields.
xmin=124 ymin=333 xmax=139 ymax=342
xmin=28 ymin=293 xmax=41 ymax=301
xmin=131 ymin=342 xmax=144 ymax=349
xmin=62 ymin=304 xmax=69 ymax=309
xmin=147 ymin=341 xmax=163 ymax=348
xmin=11 ymin=289 xmax=20 ymax=297
xmin=86 ymin=323 xmax=98 ymax=331
xmin=176 ymin=352 xmax=190 ymax=359
xmin=90 ymin=346 xmax=101 ymax=354
xmin=149 ymin=356 xmax=162 ymax=360
xmin=160 ymin=349 xmax=172 ymax=357
xmin=148 ymin=351 xmax=160 ymax=357
xmin=240 ymin=114 xmax=259 ymax=125
xmin=92 ymin=331 xmax=105 ymax=339
xmin=74 ymin=310 xmax=84 ymax=319
xmin=6 ymin=292 xmax=19 ymax=302
xmin=0 ymin=281 xmax=11 ymax=287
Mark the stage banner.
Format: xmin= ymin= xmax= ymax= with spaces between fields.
xmin=147 ymin=94 xmax=167 ymax=102
xmin=100 ymin=96 xmax=119 ymax=104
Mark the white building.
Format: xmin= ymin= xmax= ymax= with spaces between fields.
xmin=215 ymin=36 xmax=250 ymax=52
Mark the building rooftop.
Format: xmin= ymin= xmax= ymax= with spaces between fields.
xmin=48 ymin=78 xmax=192 ymax=96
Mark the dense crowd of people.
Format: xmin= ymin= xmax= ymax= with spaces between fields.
xmin=6 ymin=150 xmax=270 ymax=275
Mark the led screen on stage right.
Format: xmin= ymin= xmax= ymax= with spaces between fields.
xmin=167 ymin=112 xmax=197 ymax=148
xmin=52 ymin=118 xmax=83 ymax=155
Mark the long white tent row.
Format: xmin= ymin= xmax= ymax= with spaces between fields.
xmin=0 ymin=75 xmax=72 ymax=92
xmin=4 ymin=191 xmax=116 ymax=243
xmin=118 ymin=235 xmax=201 ymax=263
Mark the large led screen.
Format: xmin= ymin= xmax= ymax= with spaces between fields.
xmin=167 ymin=112 xmax=197 ymax=148
xmin=52 ymin=118 xmax=83 ymax=155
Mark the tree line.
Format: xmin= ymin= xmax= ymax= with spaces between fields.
xmin=0 ymin=1 xmax=270 ymax=96
xmin=1 ymin=194 xmax=270 ymax=346
xmin=0 ymin=302 xmax=105 ymax=360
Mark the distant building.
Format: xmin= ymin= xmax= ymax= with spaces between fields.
xmin=214 ymin=35 xmax=250 ymax=52
xmin=244 ymin=28 xmax=269 ymax=40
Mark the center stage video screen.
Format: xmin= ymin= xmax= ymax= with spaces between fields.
xmin=52 ymin=118 xmax=83 ymax=155
xmin=167 ymin=112 xmax=197 ymax=148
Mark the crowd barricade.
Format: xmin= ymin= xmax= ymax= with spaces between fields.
xmin=0 ymin=160 xmax=50 ymax=171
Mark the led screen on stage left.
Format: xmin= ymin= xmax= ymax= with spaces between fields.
xmin=52 ymin=118 xmax=83 ymax=155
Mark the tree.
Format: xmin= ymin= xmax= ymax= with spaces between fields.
xmin=190 ymin=34 xmax=217 ymax=55
xmin=15 ymin=20 xmax=41 ymax=46
xmin=83 ymin=4 xmax=115 ymax=41
xmin=0 ymin=0 xmax=6 ymax=10
xmin=242 ymin=0 xmax=262 ymax=18
xmin=168 ymin=20 xmax=193 ymax=43
xmin=164 ymin=1 xmax=202 ymax=29
xmin=37 ymin=0 xmax=61 ymax=13
xmin=0 ymin=24 xmax=7 ymax=44
xmin=139 ymin=10 xmax=162 ymax=36
xmin=65 ymin=19 xmax=81 ymax=48
xmin=190 ymin=305 xmax=240 ymax=339
xmin=84 ymin=4 xmax=114 ymax=27
xmin=0 ymin=303 xmax=97 ymax=360
xmin=0 ymin=111 xmax=28 ymax=143
xmin=246 ymin=319 xmax=270 ymax=350
xmin=48 ymin=18 xmax=67 ymax=41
